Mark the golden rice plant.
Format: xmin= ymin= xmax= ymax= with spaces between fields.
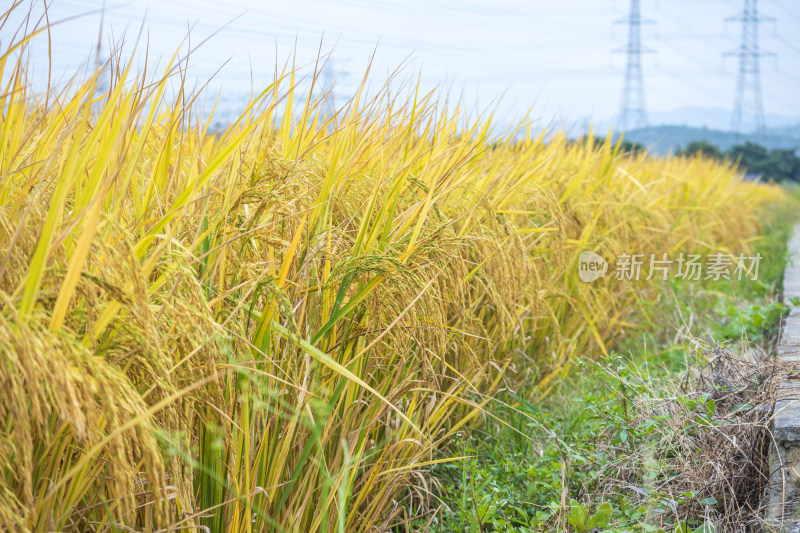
xmin=0 ymin=6 xmax=786 ymax=532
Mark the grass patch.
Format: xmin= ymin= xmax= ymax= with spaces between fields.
xmin=424 ymin=208 xmax=797 ymax=532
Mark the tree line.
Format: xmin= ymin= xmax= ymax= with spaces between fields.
xmin=678 ymin=140 xmax=800 ymax=183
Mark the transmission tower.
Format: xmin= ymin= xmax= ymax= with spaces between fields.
xmin=725 ymin=0 xmax=775 ymax=136
xmin=614 ymin=0 xmax=655 ymax=131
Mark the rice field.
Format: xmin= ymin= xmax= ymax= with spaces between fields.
xmin=0 ymin=9 xmax=788 ymax=532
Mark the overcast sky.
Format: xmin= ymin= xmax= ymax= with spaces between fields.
xmin=6 ymin=0 xmax=800 ymax=131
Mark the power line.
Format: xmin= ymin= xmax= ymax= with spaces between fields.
xmin=768 ymin=0 xmax=800 ymax=26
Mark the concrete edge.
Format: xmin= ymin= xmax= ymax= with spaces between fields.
xmin=767 ymin=225 xmax=800 ymax=532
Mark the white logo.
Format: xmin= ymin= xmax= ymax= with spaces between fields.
xmin=579 ymin=251 xmax=608 ymax=283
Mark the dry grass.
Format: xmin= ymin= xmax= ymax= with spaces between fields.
xmin=0 ymin=4 xmax=789 ymax=531
xmin=587 ymin=339 xmax=782 ymax=532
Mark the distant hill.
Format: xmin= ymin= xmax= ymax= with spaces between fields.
xmin=615 ymin=125 xmax=800 ymax=156
xmin=645 ymin=107 xmax=800 ymax=132
xmin=767 ymin=123 xmax=800 ymax=140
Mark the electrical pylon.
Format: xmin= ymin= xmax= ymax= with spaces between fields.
xmin=725 ymin=0 xmax=775 ymax=136
xmin=614 ymin=0 xmax=655 ymax=131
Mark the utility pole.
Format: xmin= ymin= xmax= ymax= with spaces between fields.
xmin=614 ymin=0 xmax=654 ymax=131
xmin=318 ymin=59 xmax=350 ymax=122
xmin=725 ymin=0 xmax=775 ymax=136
